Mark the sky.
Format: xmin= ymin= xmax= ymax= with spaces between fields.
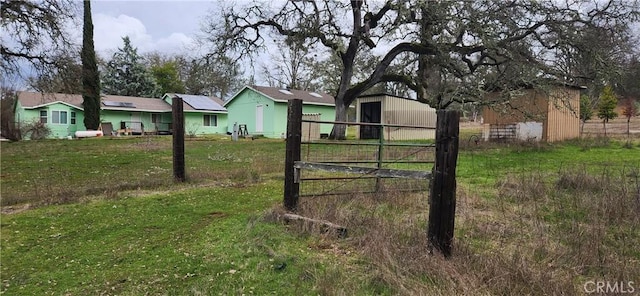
xmin=90 ymin=1 xmax=216 ymax=56
xmin=1 ymin=1 xmax=266 ymax=90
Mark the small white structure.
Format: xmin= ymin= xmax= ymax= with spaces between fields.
xmin=482 ymin=122 xmax=543 ymax=142
xmin=355 ymin=94 xmax=436 ymax=140
xmin=75 ymin=130 xmax=103 ymax=138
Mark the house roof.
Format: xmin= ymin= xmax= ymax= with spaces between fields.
xmin=226 ymin=85 xmax=335 ymax=107
xmin=17 ymin=91 xmax=176 ymax=113
xmin=165 ymin=93 xmax=227 ymax=112
xmin=17 ymin=92 xmax=84 ymax=110
xmin=101 ymin=95 xmax=172 ymax=112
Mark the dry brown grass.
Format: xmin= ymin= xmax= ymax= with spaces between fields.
xmin=582 ymin=117 xmax=640 ymax=139
xmin=276 ymin=164 xmax=640 ymax=295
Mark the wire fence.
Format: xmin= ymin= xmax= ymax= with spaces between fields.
xmin=297 ymin=120 xmax=436 ymax=197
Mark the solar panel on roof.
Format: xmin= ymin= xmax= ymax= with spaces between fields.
xmin=103 ymin=101 xmax=136 ymax=108
xmin=278 ymin=89 xmax=293 ymax=95
xmin=103 ymin=101 xmax=119 ymax=107
xmin=180 ymin=94 xmax=224 ymax=111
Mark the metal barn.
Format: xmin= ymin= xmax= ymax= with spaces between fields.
xmin=355 ymin=94 xmax=437 ymax=140
xmin=482 ymin=85 xmax=582 ymax=142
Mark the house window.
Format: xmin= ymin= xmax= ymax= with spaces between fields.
xmin=151 ymin=113 xmax=162 ymax=124
xmin=71 ymin=112 xmax=76 ymax=124
xmin=39 ymin=110 xmax=47 ymax=123
xmin=52 ymin=111 xmax=68 ymax=124
xmin=203 ymin=114 xmax=217 ymax=127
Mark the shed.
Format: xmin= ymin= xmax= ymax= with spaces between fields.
xmin=355 ymin=94 xmax=436 ymax=140
xmin=482 ymin=85 xmax=582 ymax=142
xmin=224 ymin=86 xmax=336 ymax=138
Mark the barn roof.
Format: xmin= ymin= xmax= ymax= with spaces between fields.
xmin=483 ymin=79 xmax=586 ymax=92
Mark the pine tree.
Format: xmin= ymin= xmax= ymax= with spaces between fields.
xmin=81 ymin=0 xmax=101 ymax=130
xmin=579 ymin=94 xmax=593 ymax=135
xmin=102 ymin=37 xmax=159 ymax=97
xmin=597 ymin=85 xmax=618 ymax=136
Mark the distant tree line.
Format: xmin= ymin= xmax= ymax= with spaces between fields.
xmin=25 ymin=35 xmax=247 ymax=101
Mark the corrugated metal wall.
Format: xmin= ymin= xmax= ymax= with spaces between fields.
xmin=383 ymin=97 xmax=436 ymax=140
xmin=482 ymin=87 xmax=580 ymax=142
xmin=546 ymin=88 xmax=580 ymax=142
xmin=355 ymin=95 xmax=436 ymax=140
xmin=482 ymin=89 xmax=547 ymax=124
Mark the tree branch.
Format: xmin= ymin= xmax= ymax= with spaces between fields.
xmin=344 ymin=42 xmax=437 ymax=104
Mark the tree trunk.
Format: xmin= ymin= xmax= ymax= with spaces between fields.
xmin=329 ymin=97 xmax=348 ymax=140
xmin=603 ymin=120 xmax=607 ymax=137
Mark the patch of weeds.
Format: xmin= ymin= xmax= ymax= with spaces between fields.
xmin=576 ymin=136 xmax=611 ymax=151
xmin=207 ymin=153 xmax=243 ymax=162
xmin=495 ymin=173 xmax=547 ymax=202
xmin=555 ymin=169 xmax=602 ymax=192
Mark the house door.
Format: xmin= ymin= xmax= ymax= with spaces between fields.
xmin=360 ymin=102 xmax=381 ymax=139
xmin=130 ymin=112 xmax=142 ymax=134
xmin=131 ymin=112 xmax=140 ymax=123
xmin=255 ymin=105 xmax=264 ymax=133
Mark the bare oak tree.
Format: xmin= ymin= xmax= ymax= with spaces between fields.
xmin=202 ymin=0 xmax=638 ymax=139
xmin=1 ymin=0 xmax=78 ymax=77
xmin=260 ymin=38 xmax=316 ymax=90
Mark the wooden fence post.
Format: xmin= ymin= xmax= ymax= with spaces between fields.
xmin=427 ymin=109 xmax=460 ymax=257
xmin=284 ymin=99 xmax=303 ymax=211
xmin=172 ymin=95 xmax=186 ymax=182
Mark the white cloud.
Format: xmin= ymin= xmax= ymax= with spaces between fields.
xmin=93 ymin=13 xmax=195 ymax=57
xmin=154 ymin=33 xmax=196 ymax=55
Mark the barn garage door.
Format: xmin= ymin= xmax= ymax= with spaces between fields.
xmin=360 ymin=102 xmax=381 ymax=139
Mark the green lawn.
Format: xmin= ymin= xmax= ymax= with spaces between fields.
xmin=1 ymin=136 xmax=639 ymax=295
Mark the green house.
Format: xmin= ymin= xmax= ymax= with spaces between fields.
xmin=162 ymin=94 xmax=228 ymax=135
xmin=225 ymin=86 xmax=336 ymax=138
xmin=95 ymin=94 xmax=171 ymax=135
xmin=15 ymin=92 xmax=85 ymax=139
xmin=14 ymin=91 xmax=228 ymax=139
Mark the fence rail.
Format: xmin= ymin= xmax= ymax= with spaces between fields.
xmin=295 ymin=116 xmax=436 ymax=198
xmin=283 ymin=99 xmax=460 ymax=257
